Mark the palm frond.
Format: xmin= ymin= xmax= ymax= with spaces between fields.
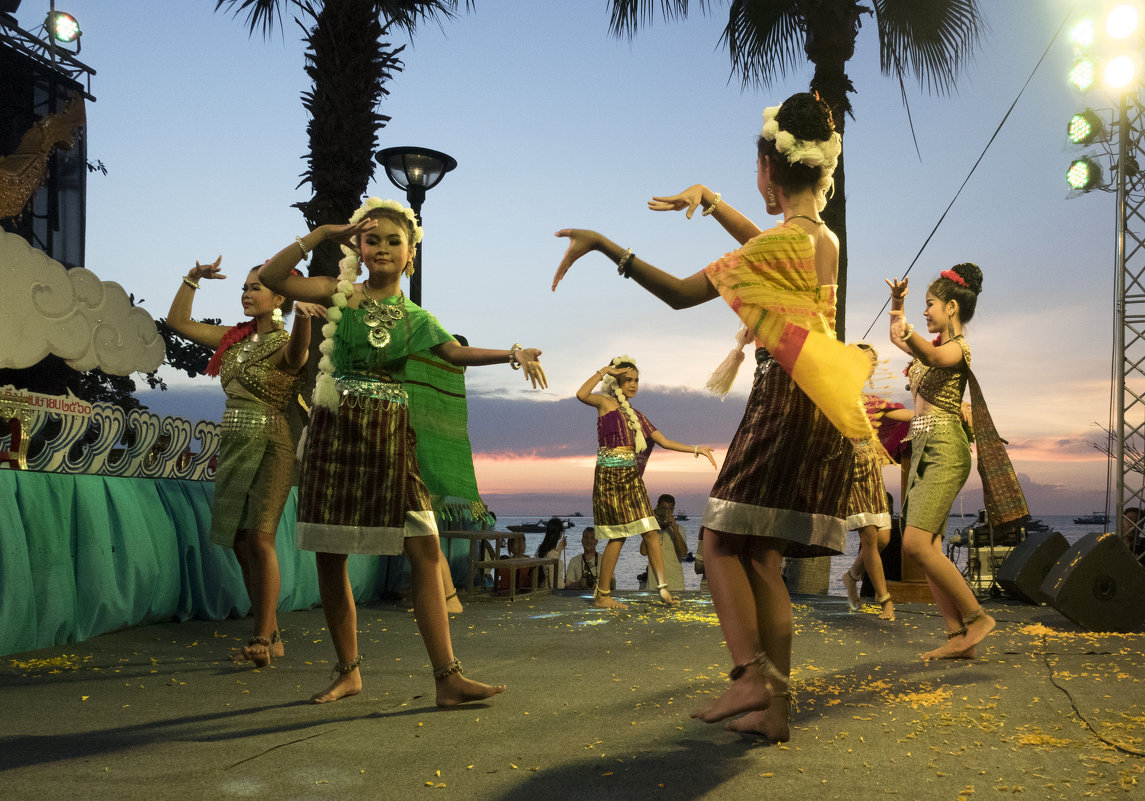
xmin=721 ymin=0 xmax=804 ymax=90
xmin=214 ymin=0 xmax=290 ymax=38
xmin=873 ymin=0 xmax=986 ymax=95
xmin=608 ymin=0 xmax=713 ymax=39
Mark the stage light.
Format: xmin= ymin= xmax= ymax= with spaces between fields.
xmin=1105 ymin=55 xmax=1139 ymax=89
xmin=1068 ymin=110 xmax=1105 ymax=145
xmin=1069 ymin=58 xmax=1096 ymax=91
xmin=46 ymin=11 xmax=80 ymax=43
xmin=1106 ymin=4 xmax=1140 ymax=39
xmin=1067 ymin=158 xmax=1102 ymax=192
xmin=1070 ymin=18 xmax=1096 ymax=48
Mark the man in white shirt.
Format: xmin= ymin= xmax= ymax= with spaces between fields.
xmin=641 ymin=494 xmax=687 ymax=593
xmin=565 ymin=528 xmax=613 ymax=591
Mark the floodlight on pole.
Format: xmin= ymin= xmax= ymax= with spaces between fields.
xmin=46 ymin=11 xmax=78 ymax=43
xmin=1105 ymin=55 xmax=1140 ymax=90
xmin=1070 ymin=18 xmax=1096 ymax=48
xmin=1066 ymin=157 xmax=1102 ymax=192
xmin=1069 ymin=58 xmax=1096 ymax=91
xmin=1106 ymin=4 xmax=1140 ymax=39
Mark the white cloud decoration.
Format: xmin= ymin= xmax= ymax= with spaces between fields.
xmin=0 ymin=231 xmax=165 ymax=374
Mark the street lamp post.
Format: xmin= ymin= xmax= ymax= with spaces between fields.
xmin=374 ymin=146 xmax=457 ymax=306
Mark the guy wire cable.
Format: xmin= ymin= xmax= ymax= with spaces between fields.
xmin=860 ymin=9 xmax=1074 ymax=340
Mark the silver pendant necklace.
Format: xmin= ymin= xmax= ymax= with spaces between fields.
xmin=360 ymin=283 xmax=405 ymax=349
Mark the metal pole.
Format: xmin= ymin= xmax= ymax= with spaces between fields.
xmin=1116 ymin=91 xmax=1129 ymax=544
xmin=409 ymin=200 xmax=423 ymax=307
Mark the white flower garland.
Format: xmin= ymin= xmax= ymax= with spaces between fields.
xmin=761 ymin=103 xmax=842 ymax=213
xmin=312 ymin=198 xmax=423 ymax=410
xmin=601 ymin=354 xmax=648 ymax=453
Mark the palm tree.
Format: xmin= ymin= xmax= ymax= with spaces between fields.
xmin=607 ymin=0 xmax=984 ymax=339
xmin=215 ymin=0 xmax=468 ymax=278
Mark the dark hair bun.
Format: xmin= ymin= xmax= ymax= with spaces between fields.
xmin=776 ymin=93 xmax=835 ymax=142
xmin=951 ymin=262 xmax=983 ymax=295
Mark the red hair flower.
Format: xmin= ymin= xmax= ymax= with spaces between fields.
xmin=940 ymin=269 xmax=966 ymax=287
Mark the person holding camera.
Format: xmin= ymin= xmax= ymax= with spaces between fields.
xmin=565 ymin=527 xmax=612 ymax=591
xmin=641 ymin=494 xmax=688 ymax=593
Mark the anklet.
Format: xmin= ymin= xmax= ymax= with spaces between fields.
xmin=248 ymin=635 xmax=272 ymax=648
xmin=334 ymin=655 xmax=362 ymax=675
xmin=444 ymin=591 xmax=458 ymax=601
xmin=596 ymin=589 xmax=611 ymax=597
xmin=876 ymin=593 xmax=892 ymax=605
xmin=728 ymin=651 xmax=785 ymax=684
xmin=962 ymin=608 xmax=983 ymax=626
xmin=846 ymin=568 xmax=863 ymax=583
xmin=946 ymin=626 xmax=968 ymax=640
xmin=433 ymin=657 xmax=463 ymax=681
xmin=270 ymin=630 xmax=282 ymax=644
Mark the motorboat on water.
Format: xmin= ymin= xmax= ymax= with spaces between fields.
xmin=1073 ymin=512 xmax=1109 ymax=526
xmin=506 ymin=518 xmax=576 ymax=534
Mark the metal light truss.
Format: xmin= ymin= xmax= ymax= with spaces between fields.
xmin=1115 ymin=86 xmax=1145 ymax=549
xmin=0 ymin=13 xmax=96 ymax=99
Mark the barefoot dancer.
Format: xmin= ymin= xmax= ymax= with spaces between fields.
xmin=554 ymin=94 xmax=872 ymax=741
xmin=887 ymin=264 xmax=1006 ymax=660
xmin=167 ymin=258 xmax=319 ymax=667
xmin=841 ymin=343 xmax=913 ymax=622
xmin=577 ymin=357 xmax=716 ymax=609
xmin=260 ymin=198 xmax=546 ymax=704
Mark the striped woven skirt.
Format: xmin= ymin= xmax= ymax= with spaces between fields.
xmin=701 ymin=351 xmax=852 ymax=557
xmin=592 ymin=448 xmax=658 ymax=540
xmin=210 ymin=397 xmax=295 ymax=548
xmin=296 ymin=378 xmax=436 ymax=555
xmin=902 ymin=413 xmax=971 ymax=537
xmin=845 ymin=438 xmax=891 ymax=532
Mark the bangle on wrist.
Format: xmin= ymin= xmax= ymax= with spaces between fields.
xmin=693 ymin=445 xmax=699 ymax=458
xmin=508 ymin=343 xmax=524 ymax=370
xmin=617 ymin=247 xmax=635 ymax=278
xmin=701 ymin=192 xmax=721 ymax=216
xmin=182 ymin=276 xmax=200 ymax=290
xmin=902 ymin=323 xmax=915 ymax=339
xmin=296 ymin=236 xmax=310 ymax=261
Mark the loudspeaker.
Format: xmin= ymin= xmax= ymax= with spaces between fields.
xmin=997 ymin=530 xmax=1070 ymax=604
xmin=1040 ymin=532 xmax=1145 ymax=632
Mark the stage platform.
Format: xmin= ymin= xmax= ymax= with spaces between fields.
xmin=2 ymin=592 xmax=1142 ymax=800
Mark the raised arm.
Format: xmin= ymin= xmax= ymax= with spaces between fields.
xmin=649 ymin=429 xmax=717 ymax=468
xmin=648 ymin=185 xmax=762 ymax=246
xmin=552 ymin=229 xmax=718 ymax=310
xmin=259 ymin=221 xmax=376 ymax=305
xmin=277 ymin=303 xmax=325 ymax=375
xmin=166 ymin=256 xmax=232 ymax=349
xmin=575 ymin=366 xmax=621 ymax=410
xmin=431 ymin=341 xmax=548 ymax=389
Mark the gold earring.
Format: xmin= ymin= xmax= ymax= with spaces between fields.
xmin=767 ymin=185 xmax=777 ymax=207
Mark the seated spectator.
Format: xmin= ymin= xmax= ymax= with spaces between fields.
xmin=566 ymin=527 xmax=614 ymax=591
xmin=639 ymin=494 xmax=687 ymax=593
xmin=535 ymin=517 xmax=567 ymax=589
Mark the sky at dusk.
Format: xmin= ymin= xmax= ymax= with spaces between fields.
xmin=9 ymin=0 xmax=1130 ymax=515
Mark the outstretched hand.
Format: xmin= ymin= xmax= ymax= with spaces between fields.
xmin=293 ymin=302 xmax=327 ymax=319
xmin=552 ymin=229 xmax=602 ymax=291
xmin=189 ymin=256 xmax=225 ymax=282
xmin=695 ymin=445 xmax=717 ymax=469
xmin=516 ymin=347 xmax=548 ymax=390
xmin=323 ymin=218 xmax=377 ymax=254
xmin=886 ymin=276 xmax=909 ymax=301
xmin=648 ymin=185 xmax=706 ymax=219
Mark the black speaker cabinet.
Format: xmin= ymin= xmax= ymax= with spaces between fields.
xmin=997 ymin=530 xmax=1070 ymax=604
xmin=1040 ymin=532 xmax=1145 ymax=632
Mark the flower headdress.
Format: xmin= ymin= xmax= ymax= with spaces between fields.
xmin=312 ymin=198 xmax=422 ymax=410
xmin=939 ymin=269 xmax=967 ymax=287
xmin=601 ymin=354 xmax=648 ymax=453
xmin=760 ymin=103 xmax=843 ymax=213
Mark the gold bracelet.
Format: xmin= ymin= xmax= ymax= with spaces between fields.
xmin=508 ymin=343 xmax=524 ymax=370
xmin=902 ymin=323 xmax=915 ymax=339
xmin=182 ymin=276 xmax=200 ymax=290
xmin=701 ymin=192 xmax=722 ymax=216
xmin=617 ymin=248 xmax=635 ymax=278
xmin=296 ymin=236 xmax=310 ymax=261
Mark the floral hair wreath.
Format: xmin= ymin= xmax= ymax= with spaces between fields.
xmin=761 ymin=103 xmax=843 ymax=213
xmin=939 ymin=269 xmax=967 ymax=288
xmin=313 ymin=198 xmax=422 ymax=410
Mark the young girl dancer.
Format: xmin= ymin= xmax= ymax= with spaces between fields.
xmin=167 ymin=258 xmax=317 ymax=666
xmin=577 ymin=356 xmax=715 ymax=609
xmin=888 ymin=265 xmax=996 ymax=659
xmin=554 ymin=94 xmax=873 ymax=741
xmin=841 ymin=343 xmax=912 ymax=621
xmin=260 ymin=197 xmax=546 ymax=704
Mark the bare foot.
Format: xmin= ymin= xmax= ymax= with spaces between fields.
xmin=310 ymin=668 xmax=362 ymax=704
xmin=446 ymin=594 xmax=464 ymax=615
xmin=593 ymin=595 xmax=627 ymax=610
xmin=843 ymin=571 xmax=860 ymax=611
xmin=961 ymin=610 xmax=995 ymax=650
xmin=658 ymin=587 xmax=679 ymax=607
xmin=691 ymin=665 xmax=775 ymax=723
xmin=878 ymin=600 xmax=895 ymax=621
xmin=233 ymin=635 xmax=281 ymax=668
xmin=724 ymin=703 xmax=790 ymax=743
xmin=436 ymin=672 xmax=506 ymax=708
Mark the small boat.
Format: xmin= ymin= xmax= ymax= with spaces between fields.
xmin=675 ymin=511 xmax=688 ymax=521
xmin=1073 ymin=513 xmax=1109 ymax=526
xmin=506 ymin=518 xmax=575 ymax=534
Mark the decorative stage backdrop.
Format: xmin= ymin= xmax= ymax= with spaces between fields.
xmin=0 ymin=397 xmax=476 ymax=658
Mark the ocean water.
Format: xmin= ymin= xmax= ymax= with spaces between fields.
xmin=493 ymin=514 xmax=1109 ymax=595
